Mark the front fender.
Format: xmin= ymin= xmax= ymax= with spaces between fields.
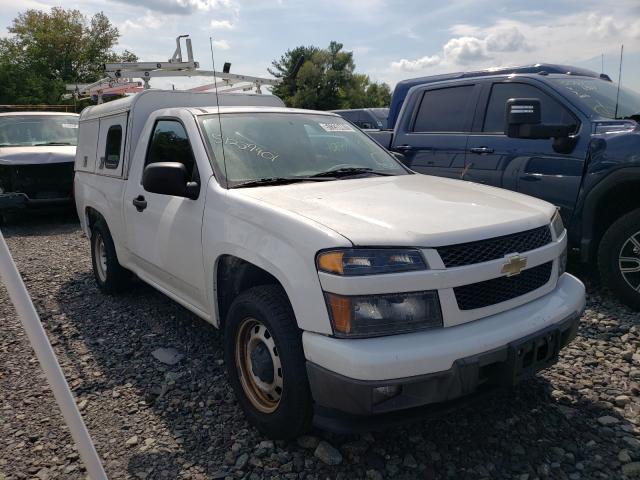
xmin=202 ymin=182 xmax=351 ymax=334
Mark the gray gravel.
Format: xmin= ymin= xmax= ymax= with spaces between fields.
xmin=1 ymin=215 xmax=639 ymax=480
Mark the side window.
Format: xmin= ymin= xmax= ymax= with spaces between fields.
xmin=413 ymin=85 xmax=475 ymax=133
xmin=359 ymin=112 xmax=375 ymax=130
xmin=483 ymin=82 xmax=578 ymax=133
xmin=339 ymin=111 xmax=357 ymax=124
xmin=104 ymin=125 xmax=122 ymax=169
xmin=145 ymin=119 xmax=196 ymax=179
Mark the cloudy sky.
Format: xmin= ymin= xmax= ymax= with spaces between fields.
xmin=1 ymin=0 xmax=639 ymax=92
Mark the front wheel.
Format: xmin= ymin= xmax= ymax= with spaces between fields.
xmin=224 ymin=285 xmax=312 ymax=439
xmin=598 ymin=209 xmax=640 ymax=310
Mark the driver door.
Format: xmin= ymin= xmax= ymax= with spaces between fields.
xmin=123 ymin=116 xmax=209 ymax=312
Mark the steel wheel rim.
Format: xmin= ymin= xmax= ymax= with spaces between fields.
xmin=618 ymin=230 xmax=640 ymax=292
xmin=94 ymin=234 xmax=108 ymax=283
xmin=235 ymin=317 xmax=283 ymax=413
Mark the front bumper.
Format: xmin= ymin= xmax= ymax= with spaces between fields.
xmin=0 ymin=192 xmax=72 ymax=211
xmin=304 ymin=273 xmax=585 ymax=430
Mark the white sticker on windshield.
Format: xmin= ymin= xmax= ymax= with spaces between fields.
xmin=61 ymin=123 xmax=78 ymax=129
xmin=319 ymin=122 xmax=355 ymax=132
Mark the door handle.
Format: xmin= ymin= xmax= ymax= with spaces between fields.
xmin=520 ymin=175 xmax=542 ymax=182
xmin=395 ymin=145 xmax=414 ymax=152
xmin=469 ymin=147 xmax=494 ymax=154
xmin=132 ymin=195 xmax=147 ymax=212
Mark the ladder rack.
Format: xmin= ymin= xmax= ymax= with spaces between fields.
xmin=65 ymin=35 xmax=279 ymax=103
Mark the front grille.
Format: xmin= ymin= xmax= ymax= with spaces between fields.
xmin=454 ymin=261 xmax=553 ymax=310
xmin=0 ymin=163 xmax=74 ymax=197
xmin=437 ymin=225 xmax=552 ymax=268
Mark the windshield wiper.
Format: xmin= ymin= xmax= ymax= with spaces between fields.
xmin=232 ymin=176 xmax=333 ymax=188
xmin=309 ymin=167 xmax=396 ymax=178
xmin=33 ymin=142 xmax=74 ymax=146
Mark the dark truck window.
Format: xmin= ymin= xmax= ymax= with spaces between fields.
xmin=413 ymin=85 xmax=475 ymax=133
xmin=483 ymin=82 xmax=578 ymax=133
xmin=104 ymin=125 xmax=122 ymax=169
xmin=145 ymin=120 xmax=196 ymax=179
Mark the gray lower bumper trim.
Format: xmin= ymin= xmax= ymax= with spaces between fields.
xmin=307 ymin=311 xmax=580 ymax=426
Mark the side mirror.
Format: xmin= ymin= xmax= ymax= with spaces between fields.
xmin=505 ymin=98 xmax=541 ymax=138
xmin=505 ymin=98 xmax=572 ymax=140
xmin=142 ymin=162 xmax=199 ymax=200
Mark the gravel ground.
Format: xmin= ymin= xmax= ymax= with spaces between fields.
xmin=1 ymin=215 xmax=639 ymax=480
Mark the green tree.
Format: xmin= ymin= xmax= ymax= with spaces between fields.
xmin=0 ymin=7 xmax=137 ymax=105
xmin=269 ymin=41 xmax=391 ymax=110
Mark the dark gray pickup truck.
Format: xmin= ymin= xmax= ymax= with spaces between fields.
xmin=366 ymin=64 xmax=640 ymax=309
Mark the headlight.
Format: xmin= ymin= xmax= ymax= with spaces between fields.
xmin=317 ymin=248 xmax=427 ymax=276
xmin=324 ymin=290 xmax=442 ymax=338
xmin=551 ymin=210 xmax=565 ymax=238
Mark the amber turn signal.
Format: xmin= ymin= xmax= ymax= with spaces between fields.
xmin=324 ymin=293 xmax=352 ymax=334
xmin=317 ymin=251 xmax=345 ymax=275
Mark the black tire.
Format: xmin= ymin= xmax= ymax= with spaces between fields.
xmin=0 ymin=211 xmax=20 ymax=226
xmin=224 ymin=285 xmax=312 ymax=439
xmin=598 ymin=208 xmax=640 ymax=310
xmin=90 ymin=219 xmax=131 ymax=294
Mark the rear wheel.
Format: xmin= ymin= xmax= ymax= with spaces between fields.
xmin=598 ymin=209 xmax=640 ymax=310
xmin=90 ymin=219 xmax=131 ymax=294
xmin=224 ymin=285 xmax=312 ymax=439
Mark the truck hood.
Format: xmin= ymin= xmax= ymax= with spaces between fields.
xmin=235 ymin=174 xmax=556 ymax=246
xmin=0 ymin=146 xmax=76 ymax=166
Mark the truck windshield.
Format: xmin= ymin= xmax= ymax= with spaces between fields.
xmin=550 ymin=78 xmax=640 ymax=120
xmin=199 ymin=112 xmax=407 ymax=187
xmin=0 ymin=115 xmax=78 ymax=147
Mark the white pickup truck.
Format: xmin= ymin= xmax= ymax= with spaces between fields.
xmin=74 ymin=90 xmax=586 ymax=438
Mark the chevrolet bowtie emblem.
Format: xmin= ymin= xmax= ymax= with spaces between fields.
xmin=501 ymin=255 xmax=527 ymax=277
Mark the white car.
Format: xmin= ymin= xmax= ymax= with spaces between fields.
xmin=73 ymin=90 xmax=585 ymax=438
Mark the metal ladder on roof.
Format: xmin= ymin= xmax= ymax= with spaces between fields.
xmin=65 ymin=35 xmax=280 ymax=104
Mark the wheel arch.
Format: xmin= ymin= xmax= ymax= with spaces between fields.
xmin=214 ymin=254 xmax=290 ymax=329
xmin=85 ymin=206 xmax=105 ymax=236
xmin=580 ymin=168 xmax=640 ymax=262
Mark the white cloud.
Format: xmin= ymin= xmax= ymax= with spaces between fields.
xmin=111 ymin=0 xmax=234 ymax=15
xmin=485 ymin=27 xmax=528 ymax=52
xmin=210 ymin=19 xmax=234 ymax=29
xmin=390 ymin=55 xmax=441 ymax=72
xmin=443 ymin=36 xmax=488 ymax=64
xmin=586 ymin=13 xmax=620 ymax=39
xmin=390 ymin=25 xmax=529 ymax=73
xmin=177 ymin=0 xmax=232 ymax=11
xmin=120 ymin=11 xmax=164 ymax=31
xmin=212 ymin=39 xmax=230 ymax=50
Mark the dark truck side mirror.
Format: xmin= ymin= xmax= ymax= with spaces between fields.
xmin=505 ymin=98 xmax=577 ymax=154
xmin=142 ymin=162 xmax=199 ymax=200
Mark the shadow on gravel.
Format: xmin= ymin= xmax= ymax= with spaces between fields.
xmin=1 ymin=210 xmax=79 ymax=239
xmin=51 ymin=264 xmax=637 ymax=478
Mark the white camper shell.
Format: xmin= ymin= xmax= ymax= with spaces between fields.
xmin=75 ymin=90 xmax=284 ymax=178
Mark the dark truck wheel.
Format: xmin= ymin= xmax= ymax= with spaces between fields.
xmin=224 ymin=285 xmax=312 ymax=439
xmin=598 ymin=209 xmax=640 ymax=310
xmin=90 ymin=219 xmax=131 ymax=294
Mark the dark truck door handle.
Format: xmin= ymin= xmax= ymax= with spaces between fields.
xmin=132 ymin=195 xmax=147 ymax=212
xmin=520 ymin=175 xmax=542 ymax=182
xmin=395 ymin=145 xmax=414 ymax=152
xmin=469 ymin=146 xmax=494 ymax=154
